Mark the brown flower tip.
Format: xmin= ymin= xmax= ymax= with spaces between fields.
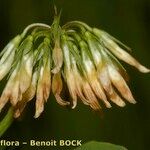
xmin=0 ymin=18 xmax=149 ymax=118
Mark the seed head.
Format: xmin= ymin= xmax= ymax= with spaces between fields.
xmin=0 ymin=16 xmax=149 ymax=118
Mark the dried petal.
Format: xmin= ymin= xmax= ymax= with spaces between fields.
xmin=71 ymin=55 xmax=89 ymax=105
xmin=82 ymin=79 xmax=101 ymax=110
xmin=0 ymin=50 xmax=15 ymax=81
xmin=19 ymin=52 xmax=33 ymax=94
xmin=98 ymin=65 xmax=126 ymax=107
xmin=0 ymin=67 xmax=20 ymax=111
xmin=65 ymin=69 xmax=77 ymax=109
xmin=51 ymin=40 xmax=63 ymax=74
xmin=52 ymin=72 xmax=70 ymax=106
xmin=14 ymin=70 xmax=38 ymax=118
xmin=85 ymin=32 xmax=102 ymax=67
xmin=80 ymin=40 xmax=111 ymax=108
xmin=108 ymin=64 xmax=136 ymax=104
xmin=0 ymin=35 xmax=21 ymax=80
xmin=93 ymin=28 xmax=150 ymax=73
xmin=35 ymin=60 xmax=51 ymax=118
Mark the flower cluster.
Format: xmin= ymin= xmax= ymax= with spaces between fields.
xmin=0 ymin=17 xmax=149 ymax=118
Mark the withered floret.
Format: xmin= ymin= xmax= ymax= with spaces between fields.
xmin=0 ymin=17 xmax=149 ymax=118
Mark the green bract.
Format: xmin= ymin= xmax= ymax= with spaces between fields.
xmin=0 ymin=14 xmax=149 ymax=118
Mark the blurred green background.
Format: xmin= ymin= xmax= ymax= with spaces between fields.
xmin=0 ymin=0 xmax=150 ymax=150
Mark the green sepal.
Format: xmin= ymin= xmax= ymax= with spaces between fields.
xmin=79 ymin=40 xmax=95 ymax=75
xmin=60 ymin=34 xmax=71 ymax=70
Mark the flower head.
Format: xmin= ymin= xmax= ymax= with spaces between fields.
xmin=0 ymin=16 xmax=149 ymax=118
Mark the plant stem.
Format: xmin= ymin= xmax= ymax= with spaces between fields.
xmin=21 ymin=23 xmax=51 ymax=38
xmin=0 ymin=107 xmax=14 ymax=137
xmin=62 ymin=21 xmax=93 ymax=31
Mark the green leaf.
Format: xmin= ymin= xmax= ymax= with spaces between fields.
xmin=74 ymin=141 xmax=127 ymax=150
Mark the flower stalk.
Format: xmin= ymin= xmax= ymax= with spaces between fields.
xmin=0 ymin=107 xmax=13 ymax=137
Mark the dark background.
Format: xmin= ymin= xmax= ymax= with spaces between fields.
xmin=0 ymin=0 xmax=150 ymax=150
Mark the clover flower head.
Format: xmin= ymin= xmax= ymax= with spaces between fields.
xmin=0 ymin=14 xmax=149 ymax=118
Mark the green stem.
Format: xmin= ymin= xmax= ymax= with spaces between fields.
xmin=62 ymin=21 xmax=92 ymax=31
xmin=21 ymin=23 xmax=51 ymax=38
xmin=0 ymin=107 xmax=14 ymax=137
